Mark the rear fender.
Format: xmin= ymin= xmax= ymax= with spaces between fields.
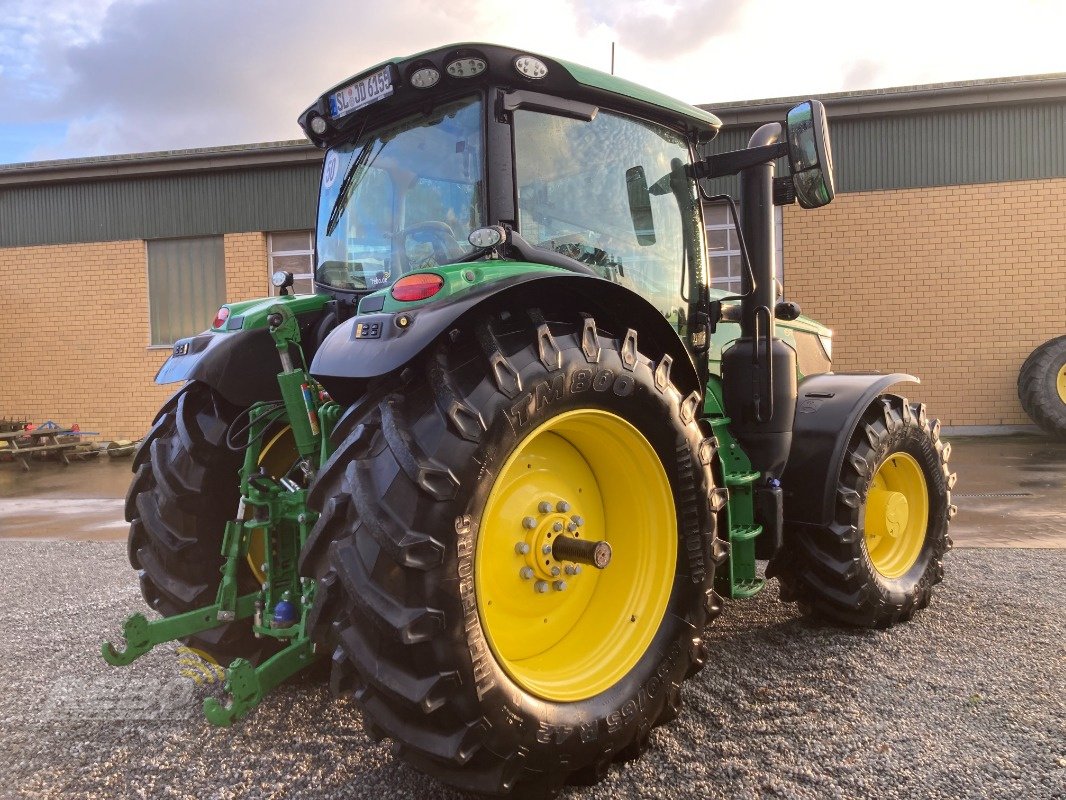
xmin=781 ymin=372 xmax=919 ymax=526
xmin=310 ymin=273 xmax=701 ymax=402
xmin=156 ymin=307 xmax=331 ymax=407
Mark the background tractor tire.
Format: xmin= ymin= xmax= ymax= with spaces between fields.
xmin=1018 ymin=335 xmax=1066 ymax=438
xmin=301 ymin=309 xmax=724 ymax=797
xmin=126 ymin=382 xmax=272 ymax=665
xmin=768 ymin=394 xmax=955 ymax=628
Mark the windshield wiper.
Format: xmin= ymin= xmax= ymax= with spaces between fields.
xmin=325 ymin=139 xmax=379 ymax=237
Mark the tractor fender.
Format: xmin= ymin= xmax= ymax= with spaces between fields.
xmin=155 ymin=328 xmax=284 ymax=406
xmin=310 ymin=272 xmax=701 ymax=402
xmin=781 ymin=372 xmax=919 ymax=526
xmin=154 ymin=307 xmax=332 ymax=407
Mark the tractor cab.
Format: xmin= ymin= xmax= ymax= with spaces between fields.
xmin=299 ymin=44 xmax=720 ymax=335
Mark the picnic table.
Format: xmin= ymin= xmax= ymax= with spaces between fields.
xmin=0 ymin=427 xmax=93 ymax=471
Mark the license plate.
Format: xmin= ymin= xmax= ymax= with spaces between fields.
xmin=329 ymin=66 xmax=394 ymax=119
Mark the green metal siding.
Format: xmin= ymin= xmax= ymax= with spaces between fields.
xmin=0 ymin=164 xmax=320 ymax=248
xmin=700 ymin=100 xmax=1066 ymax=196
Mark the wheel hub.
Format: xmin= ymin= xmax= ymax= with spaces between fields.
xmin=515 ymin=499 xmax=609 ymax=589
xmin=863 ymin=451 xmax=929 ymax=579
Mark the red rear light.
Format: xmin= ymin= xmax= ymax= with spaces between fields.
xmin=212 ymin=306 xmax=230 ymax=329
xmin=392 ymin=273 xmax=444 ymax=302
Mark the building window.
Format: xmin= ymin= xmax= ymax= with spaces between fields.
xmin=147 ymin=236 xmax=225 ymax=346
xmin=704 ymin=203 xmax=784 ymax=295
xmin=268 ymin=231 xmax=314 ymax=295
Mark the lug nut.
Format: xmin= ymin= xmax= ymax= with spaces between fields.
xmin=567 ymin=521 xmax=579 ymax=532
xmin=542 ymin=544 xmax=552 ymax=555
xmin=522 ymin=516 xmax=537 ymax=529
xmin=564 ymin=564 xmax=582 ymax=576
xmin=535 ymin=581 xmax=549 ymax=593
xmin=520 ymin=567 xmax=534 ymax=580
xmin=550 ymin=566 xmax=561 ymax=577
xmin=538 ymin=501 xmax=553 ymax=514
xmin=570 ymin=515 xmax=584 ymax=526
xmin=556 ymin=501 xmax=571 ymax=513
xmin=552 ymin=521 xmax=563 ymax=533
xmin=553 ymin=580 xmax=567 ymax=592
xmin=515 ymin=542 xmax=531 ymax=555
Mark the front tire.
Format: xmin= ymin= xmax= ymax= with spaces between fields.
xmin=302 ymin=310 xmax=723 ymax=796
xmin=768 ymin=394 xmax=956 ymax=627
xmin=1018 ymin=335 xmax=1066 ymax=438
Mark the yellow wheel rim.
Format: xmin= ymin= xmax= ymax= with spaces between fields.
xmin=1056 ymin=362 xmax=1066 ymax=404
xmin=863 ymin=451 xmax=928 ymax=579
xmin=247 ymin=425 xmax=298 ymax=582
xmin=476 ymin=409 xmax=676 ymax=703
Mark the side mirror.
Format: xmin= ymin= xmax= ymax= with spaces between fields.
xmin=785 ymin=100 xmax=835 ymax=209
xmin=625 ymin=166 xmax=656 ymax=246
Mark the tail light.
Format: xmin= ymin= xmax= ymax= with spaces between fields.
xmin=212 ymin=306 xmax=231 ymax=329
xmin=392 ymin=273 xmax=444 ymax=302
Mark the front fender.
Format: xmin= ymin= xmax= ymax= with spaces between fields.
xmin=310 ymin=273 xmax=700 ymax=401
xmin=781 ymin=372 xmax=919 ymax=526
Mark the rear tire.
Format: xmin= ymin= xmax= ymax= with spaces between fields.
xmin=1018 ymin=336 xmax=1066 ymax=438
xmin=301 ymin=310 xmax=724 ymax=796
xmin=126 ymin=382 xmax=272 ymax=664
xmin=768 ymin=394 xmax=956 ymax=627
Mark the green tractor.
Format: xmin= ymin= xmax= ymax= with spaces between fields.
xmin=104 ymin=43 xmax=956 ymax=797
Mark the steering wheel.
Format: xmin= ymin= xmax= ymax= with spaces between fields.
xmin=397 ymin=221 xmax=466 ymax=267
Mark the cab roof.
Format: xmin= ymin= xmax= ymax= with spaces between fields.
xmin=299 ymin=43 xmax=721 ymax=147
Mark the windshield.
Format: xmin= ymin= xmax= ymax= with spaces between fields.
xmin=315 ymin=96 xmax=485 ymax=291
xmin=513 ymin=109 xmax=703 ymax=327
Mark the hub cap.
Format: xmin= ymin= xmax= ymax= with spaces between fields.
xmin=1057 ymin=363 xmax=1066 ymax=404
xmin=476 ymin=409 xmax=676 ymax=702
xmin=863 ymin=451 xmax=929 ymax=579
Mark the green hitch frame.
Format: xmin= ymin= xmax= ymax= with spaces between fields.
xmin=102 ymin=303 xmax=339 ymax=725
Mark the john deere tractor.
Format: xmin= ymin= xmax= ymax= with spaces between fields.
xmin=104 ymin=43 xmax=956 ymax=797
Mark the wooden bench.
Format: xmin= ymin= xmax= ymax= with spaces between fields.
xmin=0 ymin=429 xmax=90 ymax=471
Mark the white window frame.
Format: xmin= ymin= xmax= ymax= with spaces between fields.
xmin=268 ymin=231 xmax=314 ymax=295
xmin=704 ymin=203 xmax=784 ymax=296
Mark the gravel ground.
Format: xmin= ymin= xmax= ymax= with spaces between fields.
xmin=1 ymin=541 xmax=1063 ymax=800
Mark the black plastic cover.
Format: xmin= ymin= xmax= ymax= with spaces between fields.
xmin=781 ymin=372 xmax=918 ymax=526
xmin=310 ymin=272 xmax=701 ymax=402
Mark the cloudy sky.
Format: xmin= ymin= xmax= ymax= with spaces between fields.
xmin=0 ymin=0 xmax=1063 ymax=165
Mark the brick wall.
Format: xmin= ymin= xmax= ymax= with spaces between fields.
xmin=784 ymin=177 xmax=1066 ymax=427
xmin=0 ymin=234 xmax=272 ymax=440
xmin=224 ymin=232 xmax=269 ymax=301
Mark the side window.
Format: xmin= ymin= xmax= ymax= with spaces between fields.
xmin=514 ymin=109 xmax=701 ymax=331
xmin=705 ymin=202 xmax=784 ymax=295
xmin=268 ymin=231 xmax=314 ymax=295
xmin=147 ymin=236 xmax=225 ymax=346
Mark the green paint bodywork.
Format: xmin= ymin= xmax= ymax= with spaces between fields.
xmin=555 ymin=56 xmax=721 ymax=136
xmin=211 ymin=292 xmax=331 ymax=333
xmin=359 ymin=260 xmax=566 ymax=314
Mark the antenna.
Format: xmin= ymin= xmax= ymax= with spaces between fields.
xmin=611 ymin=42 xmax=616 ymax=75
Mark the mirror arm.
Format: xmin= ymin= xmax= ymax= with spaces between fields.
xmin=690 ymin=142 xmax=789 ymax=180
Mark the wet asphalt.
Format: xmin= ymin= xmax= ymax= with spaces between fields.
xmin=2 ymin=434 xmax=1065 ymax=548
xmin=0 ymin=434 xmax=1064 ymax=798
